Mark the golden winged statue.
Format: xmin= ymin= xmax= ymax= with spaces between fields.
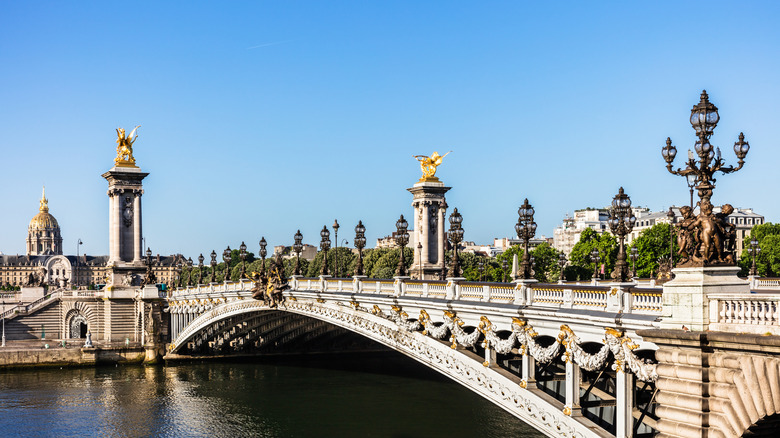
xmin=413 ymin=151 xmax=451 ymax=182
xmin=115 ymin=125 xmax=140 ymax=167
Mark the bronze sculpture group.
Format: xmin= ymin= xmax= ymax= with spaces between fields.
xmin=675 ymin=202 xmax=736 ymax=267
xmin=250 ymin=254 xmax=289 ymax=308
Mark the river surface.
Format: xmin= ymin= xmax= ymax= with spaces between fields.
xmin=0 ymin=353 xmax=544 ymax=438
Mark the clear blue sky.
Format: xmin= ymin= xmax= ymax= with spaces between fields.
xmin=1 ymin=2 xmax=779 ymax=258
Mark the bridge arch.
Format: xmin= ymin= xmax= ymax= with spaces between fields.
xmin=169 ymin=297 xmax=662 ymax=438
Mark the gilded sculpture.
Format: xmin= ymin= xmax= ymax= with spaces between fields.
xmin=250 ymin=254 xmax=289 ymax=308
xmin=115 ymin=126 xmax=140 ymax=167
xmin=413 ymin=151 xmax=451 ymax=182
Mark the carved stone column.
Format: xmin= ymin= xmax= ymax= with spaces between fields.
xmin=408 ymin=181 xmax=450 ymax=280
xmin=133 ymin=190 xmax=143 ymax=263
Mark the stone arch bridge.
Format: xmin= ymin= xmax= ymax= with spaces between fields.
xmin=165 ymin=276 xmax=780 ymax=438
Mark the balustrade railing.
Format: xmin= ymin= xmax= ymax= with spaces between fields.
xmin=754 ymin=277 xmax=780 ymax=289
xmin=709 ymin=293 xmax=780 ymax=333
xmin=169 ymin=277 xmax=662 ymax=316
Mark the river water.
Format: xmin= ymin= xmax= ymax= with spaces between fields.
xmin=0 ymin=353 xmax=544 ymax=438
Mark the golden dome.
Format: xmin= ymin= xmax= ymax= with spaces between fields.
xmin=29 ymin=187 xmax=59 ymax=231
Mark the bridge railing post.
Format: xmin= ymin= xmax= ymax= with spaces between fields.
xmin=521 ymin=353 xmax=536 ymax=389
xmin=564 ymin=360 xmax=581 ymax=417
xmin=445 ymin=277 xmax=463 ymax=300
xmin=422 ymin=282 xmax=429 ymax=298
xmin=615 ymin=369 xmax=634 ymax=438
xmin=482 ymin=285 xmax=490 ymax=302
xmin=353 ymin=276 xmax=365 ymax=294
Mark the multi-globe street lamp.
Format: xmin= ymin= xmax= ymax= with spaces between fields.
xmin=210 ymin=250 xmax=217 ymax=283
xmin=448 ymin=208 xmax=464 ymax=278
xmin=239 ymin=242 xmax=247 ymax=279
xmin=417 ymin=242 xmax=423 ymax=279
xmin=187 ymin=257 xmax=194 ymax=286
xmin=333 ymin=220 xmax=340 ymax=278
xmin=222 ymin=247 xmax=231 ymax=282
xmin=502 ymin=258 xmax=508 ymax=283
xmin=558 ymin=253 xmax=567 ymax=283
xmin=395 ymin=215 xmax=410 ymax=277
xmin=319 ymin=226 xmax=331 ymax=276
xmin=354 ymin=221 xmax=366 ymax=276
xmin=608 ymin=187 xmax=636 ymax=282
xmin=293 ymin=230 xmax=304 ymax=276
xmin=478 ymin=259 xmax=485 ymax=282
xmin=259 ymin=238 xmax=267 ymax=277
xmin=590 ymin=249 xmax=601 ymax=280
xmin=515 ymin=199 xmax=537 ymax=280
xmin=661 ymin=91 xmax=751 ymax=266
xmin=176 ymin=258 xmax=184 ymax=288
xmin=629 ymin=246 xmax=639 ymax=279
xmin=198 ymin=253 xmax=204 ymax=285
xmin=748 ymin=238 xmax=761 ymax=276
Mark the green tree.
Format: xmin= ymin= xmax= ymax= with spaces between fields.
xmin=530 ymin=242 xmax=563 ymax=283
xmin=305 ymin=247 xmax=359 ymax=278
xmin=368 ymin=247 xmax=413 ymax=279
xmin=567 ymin=228 xmax=618 ymax=281
xmin=739 ymin=223 xmax=780 ymax=276
xmin=628 ymin=223 xmax=677 ymax=278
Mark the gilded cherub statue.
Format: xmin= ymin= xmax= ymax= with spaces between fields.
xmin=413 ymin=151 xmax=451 ymax=182
xmin=115 ymin=125 xmax=140 ymax=167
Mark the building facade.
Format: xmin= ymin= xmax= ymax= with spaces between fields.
xmin=0 ymin=188 xmax=180 ymax=291
xmin=553 ymin=206 xmax=764 ymax=257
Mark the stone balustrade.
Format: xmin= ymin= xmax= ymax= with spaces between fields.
xmin=169 ymin=276 xmax=664 ymax=317
xmin=708 ymin=292 xmax=780 ymax=335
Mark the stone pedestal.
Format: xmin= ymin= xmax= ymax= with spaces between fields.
xmin=660 ymin=266 xmax=749 ymax=331
xmin=408 ymin=181 xmax=450 ymax=280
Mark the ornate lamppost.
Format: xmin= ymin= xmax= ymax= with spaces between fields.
xmin=354 ymin=221 xmax=366 ymax=276
xmin=478 ymin=258 xmax=485 ymax=282
xmin=222 ymin=247 xmax=231 ymax=282
xmin=293 ymin=230 xmax=303 ymax=276
xmin=395 ymin=215 xmax=410 ymax=277
xmin=239 ymin=242 xmax=247 ymax=279
xmin=629 ymin=246 xmax=638 ymax=279
xmin=210 ymin=250 xmax=217 ymax=283
xmin=515 ymin=199 xmax=537 ymax=280
xmin=590 ymin=249 xmax=601 ymax=280
xmin=502 ymin=258 xmax=508 ymax=283
xmin=176 ymin=258 xmax=184 ymax=288
xmin=558 ymin=253 xmax=567 ymax=283
xmin=187 ymin=257 xmax=194 ymax=286
xmin=608 ymin=187 xmax=636 ymax=282
xmin=748 ymin=238 xmax=761 ymax=276
xmin=416 ymin=242 xmax=423 ymax=279
xmin=448 ymin=208 xmax=464 ymax=278
xmin=144 ymin=247 xmax=155 ymax=286
xmin=197 ymin=253 xmax=204 ymax=285
xmin=258 ymin=237 xmax=268 ymax=277
xmin=661 ymin=90 xmax=750 ymax=266
xmin=319 ymin=226 xmax=331 ymax=276
xmin=333 ymin=220 xmax=340 ymax=278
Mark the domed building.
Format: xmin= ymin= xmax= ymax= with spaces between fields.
xmin=26 ymin=187 xmax=62 ymax=256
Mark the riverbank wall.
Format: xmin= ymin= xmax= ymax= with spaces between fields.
xmin=0 ymin=343 xmax=145 ymax=369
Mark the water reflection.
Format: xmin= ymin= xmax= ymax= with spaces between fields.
xmin=0 ymin=354 xmax=544 ymax=437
